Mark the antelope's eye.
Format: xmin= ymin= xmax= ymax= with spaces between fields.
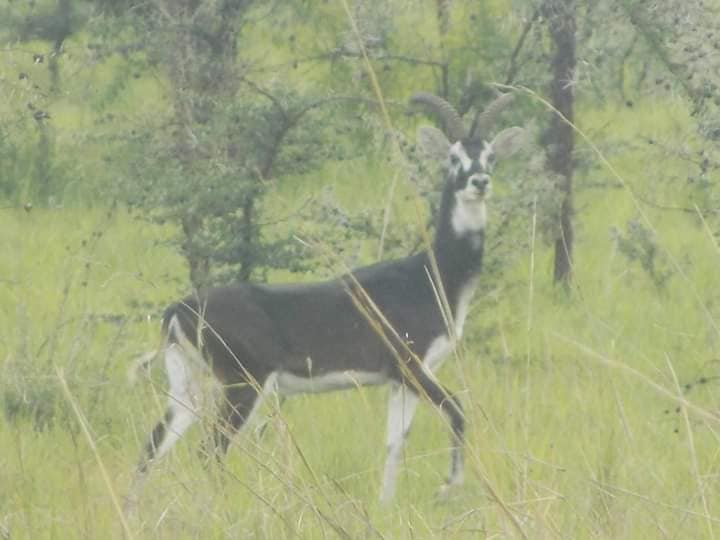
xmin=449 ymin=155 xmax=460 ymax=166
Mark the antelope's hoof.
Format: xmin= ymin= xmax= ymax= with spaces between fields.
xmin=122 ymin=494 xmax=140 ymax=519
xmin=435 ymin=481 xmax=461 ymax=501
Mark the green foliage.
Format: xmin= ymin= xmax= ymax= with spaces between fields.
xmin=0 ymin=208 xmax=182 ymax=431
xmin=115 ymin=84 xmax=370 ymax=284
xmin=612 ymin=218 xmax=673 ymax=290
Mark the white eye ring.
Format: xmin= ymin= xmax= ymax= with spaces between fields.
xmin=449 ymin=155 xmax=460 ymax=166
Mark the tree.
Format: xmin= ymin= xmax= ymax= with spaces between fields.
xmin=543 ymin=0 xmax=577 ymax=286
xmin=0 ymin=0 xmax=84 ymax=204
xmin=95 ymin=1 xmax=369 ymax=289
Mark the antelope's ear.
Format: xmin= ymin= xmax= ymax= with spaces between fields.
xmin=417 ymin=126 xmax=451 ymax=162
xmin=490 ymin=126 xmax=524 ymax=160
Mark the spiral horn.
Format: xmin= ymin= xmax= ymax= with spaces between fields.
xmin=469 ymin=92 xmax=515 ymax=140
xmin=409 ymin=92 xmax=467 ymax=142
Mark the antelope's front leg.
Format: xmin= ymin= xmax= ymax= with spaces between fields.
xmin=380 ymin=384 xmax=419 ymax=503
xmin=406 ymin=365 xmax=465 ymax=499
xmin=437 ymin=432 xmax=464 ymax=499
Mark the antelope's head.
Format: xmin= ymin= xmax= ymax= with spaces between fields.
xmin=410 ymin=91 xmax=524 ymax=235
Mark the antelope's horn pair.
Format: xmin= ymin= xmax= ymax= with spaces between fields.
xmin=409 ymin=91 xmax=514 ymax=142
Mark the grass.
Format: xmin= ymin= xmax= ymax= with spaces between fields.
xmin=2 ymin=90 xmax=720 ymax=537
xmin=2 ymin=175 xmax=719 ymax=540
xmin=3 ymin=2 xmax=718 ymax=536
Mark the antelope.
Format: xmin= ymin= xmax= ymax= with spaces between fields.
xmin=131 ymin=92 xmax=523 ymax=504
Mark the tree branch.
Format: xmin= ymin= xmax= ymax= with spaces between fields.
xmin=253 ymin=49 xmax=446 ymax=75
xmin=504 ymin=7 xmax=541 ymax=85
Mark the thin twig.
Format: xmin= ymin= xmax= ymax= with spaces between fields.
xmin=56 ymin=368 xmax=134 ymax=539
xmin=552 ymin=332 xmax=720 ymax=425
xmin=505 ymin=7 xmax=541 ymax=85
xmin=666 ymin=356 xmax=715 ymax=540
xmin=592 ymin=479 xmax=720 ymax=524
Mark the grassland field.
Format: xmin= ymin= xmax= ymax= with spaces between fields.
xmin=2 ymin=100 xmax=720 ymax=539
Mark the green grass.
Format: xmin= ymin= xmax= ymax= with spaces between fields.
xmin=2 ymin=161 xmax=720 ymax=539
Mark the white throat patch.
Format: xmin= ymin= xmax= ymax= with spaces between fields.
xmin=451 ymin=197 xmax=487 ymax=239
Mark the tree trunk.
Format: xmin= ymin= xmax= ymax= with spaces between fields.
xmin=160 ymin=0 xmax=248 ymax=290
xmin=543 ymin=0 xmax=576 ymax=286
xmin=48 ymin=0 xmax=72 ymax=94
xmin=167 ymin=1 xmax=210 ymax=290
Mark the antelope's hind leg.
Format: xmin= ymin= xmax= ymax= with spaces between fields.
xmin=205 ymin=380 xmax=266 ymax=460
xmin=137 ymin=343 xmax=205 ymax=472
xmin=126 ymin=343 xmax=204 ymax=513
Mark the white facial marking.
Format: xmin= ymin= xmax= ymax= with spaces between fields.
xmin=478 ymin=140 xmax=494 ymax=171
xmin=275 ymin=370 xmax=388 ymax=396
xmin=449 ymin=142 xmax=472 ymax=173
xmin=448 ymin=140 xmax=493 ymax=238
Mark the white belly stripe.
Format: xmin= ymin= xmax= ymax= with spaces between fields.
xmin=275 ymin=369 xmax=388 ymax=396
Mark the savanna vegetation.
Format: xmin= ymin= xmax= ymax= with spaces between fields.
xmin=2 ymin=0 xmax=720 ymax=538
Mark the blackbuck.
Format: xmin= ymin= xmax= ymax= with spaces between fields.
xmin=132 ymin=92 xmax=523 ymax=503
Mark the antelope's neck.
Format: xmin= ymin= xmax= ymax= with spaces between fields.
xmin=431 ymin=225 xmax=484 ymax=326
xmin=429 ymin=182 xmax=487 ymax=332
